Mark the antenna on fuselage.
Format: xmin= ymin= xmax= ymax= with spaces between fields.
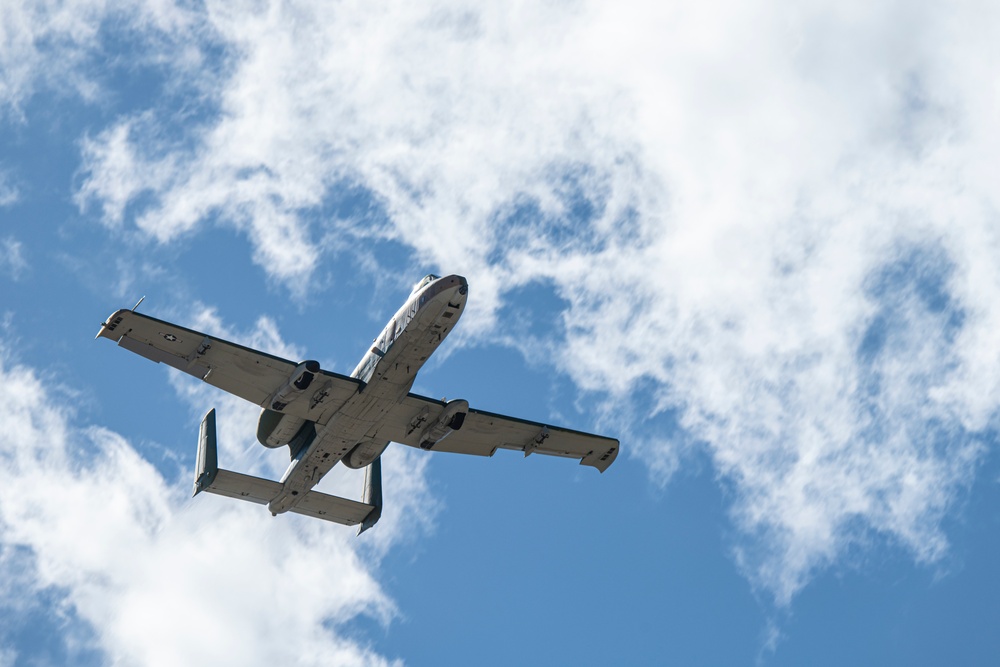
xmin=131 ymin=296 xmax=146 ymax=312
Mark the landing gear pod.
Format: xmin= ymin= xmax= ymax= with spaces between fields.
xmin=419 ymin=399 xmax=469 ymax=450
xmin=256 ymin=408 xmax=308 ymax=448
xmin=343 ymin=439 xmax=390 ymax=469
xmin=269 ymin=360 xmax=321 ymax=411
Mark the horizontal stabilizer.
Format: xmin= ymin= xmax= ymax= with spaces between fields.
xmin=193 ymin=409 xmax=377 ymax=527
xmin=208 ymin=470 xmax=375 ymax=525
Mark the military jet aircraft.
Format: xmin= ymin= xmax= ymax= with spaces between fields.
xmin=97 ymin=274 xmax=618 ymax=533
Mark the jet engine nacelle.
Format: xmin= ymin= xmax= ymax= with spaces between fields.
xmin=419 ymin=399 xmax=468 ymax=450
xmin=269 ymin=360 xmax=320 ymax=411
xmin=343 ymin=440 xmax=390 ymax=469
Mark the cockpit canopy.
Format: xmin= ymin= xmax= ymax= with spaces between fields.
xmin=411 ymin=274 xmax=440 ymax=294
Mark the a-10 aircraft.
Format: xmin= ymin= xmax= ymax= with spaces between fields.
xmin=97 ymin=274 xmax=618 ymax=533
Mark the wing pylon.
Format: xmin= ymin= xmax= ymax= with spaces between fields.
xmin=194 ymin=409 xmax=382 ymax=529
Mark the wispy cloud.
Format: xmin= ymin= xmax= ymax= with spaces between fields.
xmin=0 ymin=0 xmax=198 ymax=119
xmin=0 ymin=341 xmax=421 ymax=665
xmin=1 ymin=0 xmax=101 ymax=117
xmin=70 ymin=0 xmax=1000 ymax=604
xmin=0 ymin=169 xmax=18 ymax=207
xmin=0 ymin=238 xmax=27 ymax=280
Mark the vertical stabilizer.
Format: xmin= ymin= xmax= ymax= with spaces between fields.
xmin=358 ymin=456 xmax=383 ymax=534
xmin=193 ymin=408 xmax=219 ymax=496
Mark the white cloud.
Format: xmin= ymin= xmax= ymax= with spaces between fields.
xmin=72 ymin=0 xmax=1000 ymax=604
xmin=0 ymin=343 xmax=424 ymax=665
xmin=1 ymin=0 xmax=101 ymax=116
xmin=0 ymin=238 xmax=27 ymax=279
xmin=0 ymin=0 xmax=198 ymax=119
xmin=0 ymin=169 xmax=18 ymax=207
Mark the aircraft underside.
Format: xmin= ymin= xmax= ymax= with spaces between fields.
xmin=97 ymin=274 xmax=618 ymax=533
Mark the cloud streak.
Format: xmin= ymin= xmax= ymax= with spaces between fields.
xmin=68 ymin=0 xmax=1000 ymax=604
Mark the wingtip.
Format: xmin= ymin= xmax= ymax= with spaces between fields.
xmin=581 ymin=440 xmax=619 ymax=472
xmin=95 ymin=308 xmax=131 ymax=341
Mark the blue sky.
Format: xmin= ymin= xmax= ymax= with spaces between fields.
xmin=2 ymin=1 xmax=999 ymax=665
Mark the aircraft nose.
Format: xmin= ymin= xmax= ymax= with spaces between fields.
xmin=443 ymin=274 xmax=468 ymax=294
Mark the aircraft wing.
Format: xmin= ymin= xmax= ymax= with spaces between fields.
xmin=383 ymin=393 xmax=619 ymax=472
xmin=96 ymin=308 xmax=361 ymax=422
